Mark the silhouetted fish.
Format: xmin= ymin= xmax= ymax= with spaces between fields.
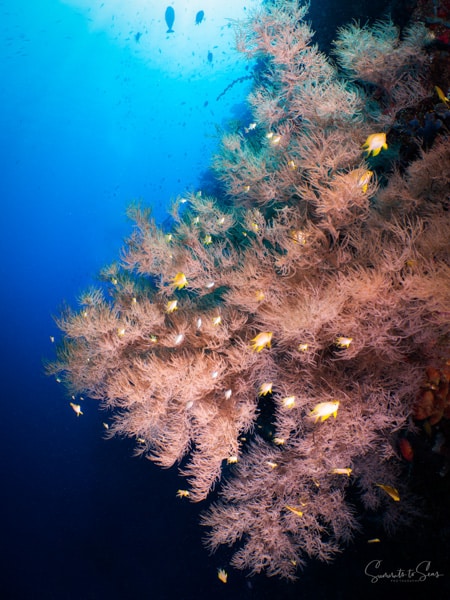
xmin=165 ymin=6 xmax=175 ymax=33
xmin=195 ymin=10 xmax=204 ymax=25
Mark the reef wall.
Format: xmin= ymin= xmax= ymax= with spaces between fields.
xmin=48 ymin=1 xmax=450 ymax=580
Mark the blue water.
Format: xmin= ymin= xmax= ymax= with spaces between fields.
xmin=1 ymin=2 xmax=255 ymax=598
xmin=1 ymin=1 xmax=443 ymax=599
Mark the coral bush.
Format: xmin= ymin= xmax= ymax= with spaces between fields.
xmin=48 ymin=1 xmax=449 ymax=581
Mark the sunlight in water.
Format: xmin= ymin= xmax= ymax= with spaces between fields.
xmin=60 ymin=0 xmax=261 ymax=78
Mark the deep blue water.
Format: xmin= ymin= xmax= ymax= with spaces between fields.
xmin=1 ymin=1 xmax=448 ymax=599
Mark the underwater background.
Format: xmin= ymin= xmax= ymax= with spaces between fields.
xmin=1 ymin=1 xmax=449 ymax=599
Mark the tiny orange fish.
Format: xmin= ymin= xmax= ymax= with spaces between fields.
xmin=399 ymin=438 xmax=414 ymax=462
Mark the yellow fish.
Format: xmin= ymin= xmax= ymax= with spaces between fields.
xmin=176 ymin=489 xmax=190 ymax=498
xmin=282 ymin=396 xmax=296 ymax=409
xmin=259 ymin=382 xmax=273 ymax=396
xmin=376 ymin=483 xmax=400 ymax=502
xmin=362 ymin=133 xmax=388 ymax=157
xmin=357 ymin=170 xmax=373 ymax=193
xmin=273 ymin=437 xmax=285 ymax=445
xmin=165 ymin=300 xmax=178 ymax=313
xmin=285 ymin=505 xmax=303 ymax=517
xmin=335 ymin=336 xmax=353 ymax=348
xmin=172 ymin=272 xmax=187 ymax=290
xmin=217 ymin=568 xmax=228 ymax=583
xmin=310 ymin=401 xmax=339 ymax=423
xmin=69 ymin=402 xmax=83 ymax=417
xmin=331 ymin=468 xmax=352 ymax=476
xmin=250 ymin=332 xmax=273 ymax=352
xmin=435 ymin=85 xmax=449 ymax=106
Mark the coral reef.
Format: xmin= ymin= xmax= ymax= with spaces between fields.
xmin=48 ymin=1 xmax=450 ymax=580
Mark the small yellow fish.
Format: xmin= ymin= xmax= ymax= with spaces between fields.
xmin=357 ymin=170 xmax=373 ymax=193
xmin=285 ymin=505 xmax=303 ymax=517
xmin=250 ymin=332 xmax=273 ymax=352
xmin=362 ymin=132 xmax=388 ymax=157
xmin=310 ymin=401 xmax=339 ymax=423
xmin=335 ymin=336 xmax=352 ymax=348
xmin=282 ymin=396 xmax=296 ymax=409
xmin=367 ymin=538 xmax=381 ymax=544
xmin=69 ymin=402 xmax=83 ymax=417
xmin=255 ymin=290 xmax=265 ymax=301
xmin=289 ymin=229 xmax=307 ymax=245
xmin=203 ymin=234 xmax=212 ymax=245
xmin=172 ymin=272 xmax=188 ymax=290
xmin=102 ymin=422 xmax=109 ymax=430
xmin=273 ymin=437 xmax=285 ymax=445
xmin=435 ymin=85 xmax=449 ymax=105
xmin=331 ymin=468 xmax=352 ymax=476
xmin=376 ymin=483 xmax=400 ymax=502
xmin=267 ymin=461 xmax=278 ymax=469
xmin=212 ymin=315 xmax=222 ymax=326
xmin=176 ymin=489 xmax=190 ymax=498
xmin=259 ymin=382 xmax=273 ymax=396
xmin=165 ymin=300 xmax=178 ymax=313
xmin=217 ymin=568 xmax=228 ymax=584
xmin=227 ymin=456 xmax=238 ymax=464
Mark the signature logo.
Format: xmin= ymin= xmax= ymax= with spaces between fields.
xmin=365 ymin=560 xmax=445 ymax=583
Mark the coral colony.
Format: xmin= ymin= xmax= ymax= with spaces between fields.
xmin=48 ymin=1 xmax=449 ymax=581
